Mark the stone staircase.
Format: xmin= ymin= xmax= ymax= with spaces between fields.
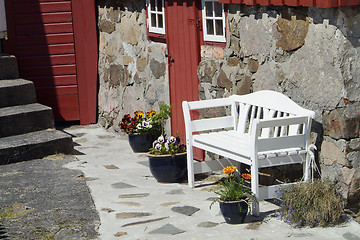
xmin=0 ymin=53 xmax=73 ymax=164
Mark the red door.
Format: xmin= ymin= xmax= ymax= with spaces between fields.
xmin=165 ymin=0 xmax=203 ymax=159
xmin=4 ymin=0 xmax=97 ymax=124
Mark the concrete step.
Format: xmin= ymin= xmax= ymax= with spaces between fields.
xmin=0 ymin=103 xmax=54 ymax=138
xmin=0 ymin=79 xmax=36 ymax=108
xmin=0 ymin=129 xmax=73 ymax=164
xmin=0 ymin=54 xmax=19 ymax=80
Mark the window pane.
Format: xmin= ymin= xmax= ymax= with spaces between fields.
xmin=206 ymin=19 xmax=214 ymax=35
xmin=205 ymin=1 xmax=213 ymax=17
xmin=150 ymin=0 xmax=155 ymax=11
xmin=156 ymin=0 xmax=162 ymax=12
xmin=214 ymin=2 xmax=222 ymax=17
xmin=158 ymin=14 xmax=163 ymax=28
xmin=151 ymin=14 xmax=156 ymax=27
xmin=215 ymin=20 xmax=223 ymax=36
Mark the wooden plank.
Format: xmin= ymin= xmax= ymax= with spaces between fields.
xmin=71 ymin=0 xmax=98 ymax=124
xmin=17 ymin=43 xmax=75 ymax=56
xmin=20 ymin=64 xmax=76 ymax=77
xmin=16 ymin=33 xmax=74 ymax=46
xmin=256 ymin=0 xmax=270 ymax=4
xmin=29 ymin=75 xmax=77 ymax=87
xmin=36 ymin=85 xmax=78 ymax=97
xmin=257 ymin=135 xmax=305 ymax=152
xmin=299 ymin=0 xmax=315 ymax=6
xmin=284 ymin=0 xmax=299 ymax=5
xmin=15 ymin=12 xmax=72 ymax=25
xmin=16 ymin=23 xmax=73 ymax=35
xmin=18 ymin=54 xmax=76 ymax=67
xmin=14 ymin=2 xmax=71 ymax=14
xmin=191 ymin=116 xmax=235 ymax=132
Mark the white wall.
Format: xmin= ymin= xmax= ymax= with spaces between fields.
xmin=0 ymin=0 xmax=7 ymax=39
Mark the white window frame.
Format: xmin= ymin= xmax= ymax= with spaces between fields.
xmin=147 ymin=0 xmax=165 ymax=35
xmin=201 ymin=0 xmax=226 ymax=43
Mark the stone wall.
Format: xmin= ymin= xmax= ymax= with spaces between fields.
xmin=198 ymin=5 xmax=360 ymax=209
xmin=97 ymin=0 xmax=169 ymax=133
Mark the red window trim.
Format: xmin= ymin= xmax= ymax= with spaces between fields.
xmin=145 ymin=1 xmax=167 ymax=43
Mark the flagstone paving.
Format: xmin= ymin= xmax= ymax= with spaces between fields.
xmin=63 ymin=124 xmax=360 ymax=240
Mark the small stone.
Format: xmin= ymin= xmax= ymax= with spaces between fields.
xmin=116 ymin=202 xmax=141 ymax=207
xmin=171 ymin=206 xmax=200 ymax=216
xmin=343 ymin=232 xmax=360 ymax=240
xmin=247 ymin=59 xmax=259 ymax=73
xmin=165 ymin=189 xmax=184 ymax=195
xmin=121 ymin=217 xmax=169 ymax=227
xmin=149 ymin=224 xmax=185 ymax=235
xmin=197 ymin=221 xmax=219 ymax=228
xmin=111 ymin=182 xmax=137 ymax=189
xmin=245 ymin=221 xmax=262 ymax=230
xmin=102 ymin=208 xmax=115 ymax=213
xmin=118 ymin=193 xmax=149 ymax=199
xmin=84 ymin=177 xmax=100 ymax=181
xmin=161 ymin=202 xmax=180 ymax=207
xmin=104 ymin=165 xmax=119 ymax=169
xmin=136 ymin=58 xmax=147 ymax=72
xmin=98 ymin=135 xmax=115 ymax=139
xmin=212 ymin=46 xmax=224 ymax=60
xmin=114 ymin=232 xmax=127 ymax=237
xmin=116 ymin=212 xmax=151 ymax=219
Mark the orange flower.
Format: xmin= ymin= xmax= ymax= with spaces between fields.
xmin=134 ymin=110 xmax=145 ymax=118
xmin=241 ymin=173 xmax=251 ymax=180
xmin=223 ymin=166 xmax=237 ymax=175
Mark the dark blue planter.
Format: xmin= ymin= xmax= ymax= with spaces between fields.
xmin=219 ymin=200 xmax=248 ymax=224
xmin=147 ymin=152 xmax=187 ymax=183
xmin=128 ymin=132 xmax=160 ymax=153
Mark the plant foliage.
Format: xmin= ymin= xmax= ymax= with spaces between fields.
xmin=120 ymin=103 xmax=172 ymax=134
xmin=210 ymin=166 xmax=256 ymax=208
xmin=276 ymin=179 xmax=344 ymax=227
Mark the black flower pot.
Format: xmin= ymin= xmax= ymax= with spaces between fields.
xmin=128 ymin=132 xmax=160 ymax=153
xmin=147 ymin=152 xmax=187 ymax=183
xmin=219 ymin=200 xmax=248 ymax=224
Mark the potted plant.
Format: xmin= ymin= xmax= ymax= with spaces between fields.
xmin=210 ymin=166 xmax=255 ymax=224
xmin=146 ymin=135 xmax=187 ymax=183
xmin=120 ymin=103 xmax=172 ymax=152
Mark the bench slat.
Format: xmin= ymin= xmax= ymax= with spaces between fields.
xmin=191 ymin=116 xmax=234 ymax=132
xmin=258 ymin=135 xmax=306 ymax=152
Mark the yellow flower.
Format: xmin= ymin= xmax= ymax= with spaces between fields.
xmin=146 ymin=110 xmax=157 ymax=117
xmin=223 ymin=166 xmax=237 ymax=175
xmin=134 ymin=110 xmax=145 ymax=118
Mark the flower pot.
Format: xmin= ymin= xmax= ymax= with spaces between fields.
xmin=147 ymin=152 xmax=187 ymax=183
xmin=128 ymin=132 xmax=160 ymax=153
xmin=219 ymin=200 xmax=248 ymax=224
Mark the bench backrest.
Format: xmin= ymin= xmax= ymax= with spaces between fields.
xmin=230 ymin=91 xmax=315 ymax=137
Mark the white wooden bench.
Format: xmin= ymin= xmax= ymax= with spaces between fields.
xmin=182 ymin=90 xmax=315 ymax=216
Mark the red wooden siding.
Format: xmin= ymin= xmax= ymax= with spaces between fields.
xmin=165 ymin=0 xmax=204 ymax=160
xmin=218 ymin=0 xmax=360 ymax=7
xmin=4 ymin=0 xmax=98 ymax=124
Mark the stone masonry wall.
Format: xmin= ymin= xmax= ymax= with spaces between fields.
xmin=198 ymin=5 xmax=360 ymax=209
xmin=97 ymin=0 xmax=169 ymax=134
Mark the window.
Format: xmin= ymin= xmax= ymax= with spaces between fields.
xmin=147 ymin=0 xmax=165 ymax=35
xmin=201 ymin=0 xmax=226 ymax=43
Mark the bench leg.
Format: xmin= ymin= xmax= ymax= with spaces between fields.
xmin=251 ymin=166 xmax=260 ymax=216
xmin=187 ymin=147 xmax=195 ymax=188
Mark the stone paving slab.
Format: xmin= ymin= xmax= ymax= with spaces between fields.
xmin=62 ymin=125 xmax=360 ymax=240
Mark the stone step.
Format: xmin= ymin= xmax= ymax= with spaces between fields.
xmin=0 ymin=103 xmax=55 ymax=138
xmin=0 ymin=79 xmax=36 ymax=108
xmin=0 ymin=129 xmax=73 ymax=164
xmin=0 ymin=54 xmax=19 ymax=80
